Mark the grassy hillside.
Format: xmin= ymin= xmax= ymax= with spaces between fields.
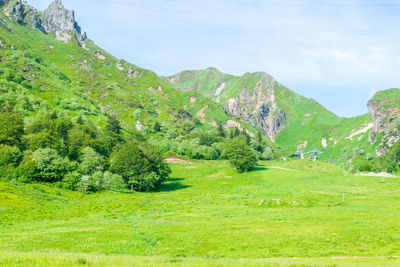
xmin=165 ymin=69 xmax=378 ymax=167
xmin=0 ymin=12 xmax=252 ymax=136
xmin=1 ymin=161 xmax=400 ymax=265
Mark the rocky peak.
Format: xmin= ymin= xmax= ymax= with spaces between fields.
xmin=2 ymin=0 xmax=43 ymax=31
xmin=42 ymin=0 xmax=81 ymax=34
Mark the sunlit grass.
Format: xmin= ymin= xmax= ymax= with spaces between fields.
xmin=1 ymin=160 xmax=400 ymax=265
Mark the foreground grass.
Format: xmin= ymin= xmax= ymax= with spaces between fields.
xmin=1 ymin=160 xmax=400 ymax=265
xmin=1 ymin=251 xmax=400 ymax=266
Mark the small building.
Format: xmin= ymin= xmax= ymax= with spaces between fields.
xmin=290 ymin=151 xmax=304 ymax=160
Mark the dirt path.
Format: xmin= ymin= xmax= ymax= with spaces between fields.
xmin=268 ymin=166 xmax=298 ymax=172
xmin=355 ymin=172 xmax=397 ymax=178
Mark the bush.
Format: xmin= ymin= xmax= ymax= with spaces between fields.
xmin=32 ymin=148 xmax=73 ymax=182
xmin=77 ymin=175 xmax=90 ymax=193
xmin=62 ymin=171 xmax=81 ymax=190
xmin=78 ymin=147 xmax=103 ymax=175
xmin=91 ymin=171 xmax=104 ymax=191
xmin=13 ymin=152 xmax=37 ymax=183
xmin=130 ymin=172 xmax=162 ymax=192
xmin=0 ymin=145 xmax=22 ymax=167
xmin=110 ymin=142 xmax=170 ymax=191
xmin=103 ymin=171 xmax=126 ymax=191
xmin=224 ymin=136 xmax=257 ymax=173
xmin=0 ymin=107 xmax=24 ymax=147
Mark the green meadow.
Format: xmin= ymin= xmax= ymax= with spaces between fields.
xmin=1 ymin=160 xmax=400 ymax=266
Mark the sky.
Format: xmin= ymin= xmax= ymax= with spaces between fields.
xmin=29 ymin=0 xmax=400 ymax=117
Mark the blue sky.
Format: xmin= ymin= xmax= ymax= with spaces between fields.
xmin=29 ymin=0 xmax=400 ymax=117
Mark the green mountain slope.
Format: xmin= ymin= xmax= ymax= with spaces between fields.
xmin=165 ymin=69 xmax=379 ymax=165
xmin=0 ymin=1 xmax=257 ymax=137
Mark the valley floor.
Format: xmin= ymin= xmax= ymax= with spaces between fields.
xmin=1 ymin=160 xmax=400 ymax=266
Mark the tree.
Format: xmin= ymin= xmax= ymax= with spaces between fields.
xmin=217 ymin=123 xmax=226 ymax=138
xmin=68 ymin=127 xmax=91 ymax=160
xmin=109 ymin=142 xmax=170 ymax=191
xmin=32 ymin=148 xmax=74 ymax=182
xmin=224 ymin=136 xmax=257 ymax=173
xmin=152 ymin=121 xmax=161 ymax=132
xmin=0 ymin=145 xmax=22 ymax=167
xmin=78 ymin=147 xmax=103 ymax=175
xmin=106 ymin=115 xmax=122 ymax=135
xmin=0 ymin=107 xmax=24 ymax=147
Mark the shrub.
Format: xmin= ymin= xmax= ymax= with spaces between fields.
xmin=0 ymin=107 xmax=24 ymax=147
xmin=77 ymin=175 xmax=90 ymax=193
xmin=0 ymin=145 xmax=22 ymax=167
xmin=32 ymin=148 xmax=73 ymax=182
xmin=62 ymin=171 xmax=81 ymax=190
xmin=224 ymin=136 xmax=257 ymax=173
xmin=78 ymin=147 xmax=103 ymax=175
xmin=110 ymin=142 xmax=170 ymax=191
xmin=13 ymin=152 xmax=37 ymax=183
xmin=130 ymin=172 xmax=162 ymax=192
xmin=103 ymin=171 xmax=126 ymax=191
xmin=91 ymin=171 xmax=104 ymax=191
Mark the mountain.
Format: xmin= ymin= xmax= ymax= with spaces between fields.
xmin=164 ymin=69 xmax=381 ymax=164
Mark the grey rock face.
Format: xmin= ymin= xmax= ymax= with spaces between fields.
xmin=42 ymin=0 xmax=81 ymax=34
xmin=0 ymin=17 xmax=11 ymax=32
xmin=368 ymin=95 xmax=400 ymax=155
xmin=3 ymin=0 xmax=43 ymax=31
xmin=224 ymin=81 xmax=287 ymax=141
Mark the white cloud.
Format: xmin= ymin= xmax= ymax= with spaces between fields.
xmin=330 ymin=50 xmax=358 ymax=63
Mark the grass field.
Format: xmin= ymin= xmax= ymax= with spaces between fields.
xmin=1 ymin=160 xmax=400 ymax=266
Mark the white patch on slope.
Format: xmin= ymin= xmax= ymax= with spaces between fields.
xmin=345 ymin=123 xmax=373 ymax=140
xmin=321 ymin=138 xmax=327 ymax=148
xmin=215 ymin=83 xmax=226 ymax=96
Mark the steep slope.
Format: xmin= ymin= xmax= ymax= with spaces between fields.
xmin=368 ymin=88 xmax=400 ymax=156
xmin=0 ymin=0 xmax=254 ymax=136
xmin=165 ymin=68 xmax=378 ymax=164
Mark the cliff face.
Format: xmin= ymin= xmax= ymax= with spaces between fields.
xmin=2 ymin=0 xmax=86 ymax=43
xmin=368 ymin=88 xmax=400 ymax=156
xmin=224 ymin=80 xmax=286 ymax=141
xmin=165 ymin=69 xmax=287 ymax=140
xmin=42 ymin=0 xmax=80 ymax=33
xmin=2 ymin=0 xmax=43 ymax=31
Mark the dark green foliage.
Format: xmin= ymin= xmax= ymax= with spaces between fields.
xmin=224 ymin=136 xmax=257 ymax=173
xmin=0 ymin=107 xmax=24 ymax=147
xmin=0 ymin=145 xmax=22 ymax=167
xmin=217 ymin=123 xmax=226 ymax=138
xmin=152 ymin=121 xmax=161 ymax=132
xmin=106 ymin=115 xmax=122 ymax=135
xmin=109 ymin=142 xmax=170 ymax=191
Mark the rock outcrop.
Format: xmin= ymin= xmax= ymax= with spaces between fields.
xmin=42 ymin=0 xmax=79 ymax=33
xmin=224 ymin=74 xmax=287 ymax=141
xmin=2 ymin=0 xmax=43 ymax=31
xmin=42 ymin=0 xmax=86 ymax=43
xmin=2 ymin=0 xmax=86 ymax=43
xmin=368 ymin=88 xmax=400 ymax=156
